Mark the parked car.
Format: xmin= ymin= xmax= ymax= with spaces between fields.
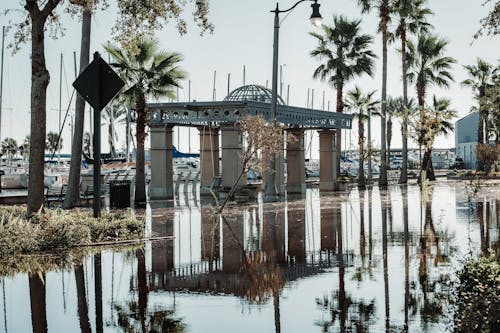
xmin=448 ymin=157 xmax=465 ymax=169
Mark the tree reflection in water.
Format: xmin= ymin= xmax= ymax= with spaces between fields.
xmin=315 ymin=199 xmax=377 ymax=332
xmin=411 ymin=186 xmax=455 ymax=329
xmin=115 ymin=248 xmax=187 ymax=333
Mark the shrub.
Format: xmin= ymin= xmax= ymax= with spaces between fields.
xmin=477 ymin=143 xmax=500 ymax=173
xmin=454 ymin=254 xmax=500 ymax=332
xmin=0 ymin=206 xmax=144 ymax=258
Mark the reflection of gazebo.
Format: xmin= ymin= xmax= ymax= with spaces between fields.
xmin=147 ymin=85 xmax=353 ymax=200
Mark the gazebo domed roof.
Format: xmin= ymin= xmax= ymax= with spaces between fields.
xmin=223 ymin=84 xmax=285 ymax=105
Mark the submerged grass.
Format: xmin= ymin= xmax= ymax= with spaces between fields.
xmin=0 ymin=206 xmax=144 ymax=259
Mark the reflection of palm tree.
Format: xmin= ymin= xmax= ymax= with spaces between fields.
xmin=359 ymin=190 xmax=366 ymax=259
xmin=315 ymin=209 xmax=377 ymax=333
xmin=115 ymin=248 xmax=186 ymax=332
xmin=402 ymin=186 xmax=410 ymax=332
xmin=75 ymin=264 xmax=92 ymax=333
xmin=381 ymin=193 xmax=390 ymax=333
xmin=29 ymin=272 xmax=47 ymax=333
xmin=94 ymin=254 xmax=103 ymax=333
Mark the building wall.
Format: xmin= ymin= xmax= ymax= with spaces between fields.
xmin=457 ymin=142 xmax=477 ymax=169
xmin=455 ymin=112 xmax=479 ymax=169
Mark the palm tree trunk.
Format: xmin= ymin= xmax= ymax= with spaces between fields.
xmin=387 ymin=117 xmax=392 ymax=167
xmin=336 ymin=76 xmax=344 ymax=178
xmin=476 ymin=86 xmax=485 ymax=171
xmin=358 ymin=115 xmax=366 ymax=188
xmin=378 ymin=2 xmax=389 ymax=187
xmin=416 ymin=85 xmax=436 ymax=181
xmin=135 ymin=94 xmax=147 ymax=205
xmin=421 ymin=147 xmax=435 ymax=181
xmin=399 ymin=28 xmax=408 ymax=184
xmin=64 ymin=9 xmax=91 ymax=208
xmin=367 ymin=110 xmax=372 ymax=182
xmin=27 ymin=10 xmax=50 ymax=215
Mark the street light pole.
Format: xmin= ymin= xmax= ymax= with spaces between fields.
xmin=264 ymin=0 xmax=322 ymax=202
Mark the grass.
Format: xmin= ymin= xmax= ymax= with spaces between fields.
xmin=0 ymin=206 xmax=144 ymax=259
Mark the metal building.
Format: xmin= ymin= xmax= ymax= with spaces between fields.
xmin=455 ymin=112 xmax=479 ymax=169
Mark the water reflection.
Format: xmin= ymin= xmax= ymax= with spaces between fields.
xmin=0 ymin=181 xmax=498 ymax=332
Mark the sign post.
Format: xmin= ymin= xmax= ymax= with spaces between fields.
xmin=73 ymin=52 xmax=125 ymax=217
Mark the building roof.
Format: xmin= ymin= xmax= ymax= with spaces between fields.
xmin=223 ymin=85 xmax=285 ymax=105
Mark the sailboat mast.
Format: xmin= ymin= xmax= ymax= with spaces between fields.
xmin=0 ymin=27 xmax=5 ymax=143
xmin=58 ymin=53 xmax=63 ymax=158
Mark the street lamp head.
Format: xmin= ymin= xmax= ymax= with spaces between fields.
xmin=310 ymin=0 xmax=323 ymax=28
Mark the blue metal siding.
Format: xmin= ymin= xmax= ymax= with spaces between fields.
xmin=455 ymin=112 xmax=479 ymax=144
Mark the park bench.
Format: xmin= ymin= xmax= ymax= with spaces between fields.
xmin=44 ymin=185 xmax=67 ymax=206
xmin=80 ymin=184 xmax=107 ymax=205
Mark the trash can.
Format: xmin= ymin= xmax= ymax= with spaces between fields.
xmin=109 ymin=179 xmax=132 ymax=208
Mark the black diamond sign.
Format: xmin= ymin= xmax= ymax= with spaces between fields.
xmin=73 ymin=52 xmax=125 ymax=111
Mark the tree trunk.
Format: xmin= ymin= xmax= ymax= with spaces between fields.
xmin=476 ymin=86 xmax=485 ymax=171
xmin=27 ymin=14 xmax=50 ymax=215
xmin=378 ymin=2 xmax=389 ymax=187
xmin=367 ymin=110 xmax=372 ymax=181
xmin=358 ymin=114 xmax=365 ymax=188
xmin=399 ymin=27 xmax=409 ymax=184
xmin=135 ymin=94 xmax=147 ymax=205
xmin=64 ymin=9 xmax=91 ymax=208
xmin=421 ymin=148 xmax=435 ymax=181
xmin=387 ymin=117 xmax=392 ymax=168
xmin=335 ymin=75 xmax=343 ymax=178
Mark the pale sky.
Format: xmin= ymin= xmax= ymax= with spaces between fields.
xmin=0 ymin=0 xmax=498 ymax=156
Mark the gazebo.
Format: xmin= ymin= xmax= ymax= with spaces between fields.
xmin=147 ymin=85 xmax=353 ymax=200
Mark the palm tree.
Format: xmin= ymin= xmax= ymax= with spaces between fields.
xmin=344 ymin=86 xmax=379 ymax=188
xmin=415 ymin=95 xmax=457 ymax=180
xmin=45 ymin=132 xmax=62 ymax=154
xmin=392 ymin=0 xmax=433 ymax=183
xmin=64 ymin=5 xmax=92 ymax=209
xmin=82 ymin=132 xmax=91 ymax=156
xmin=461 ymin=58 xmax=497 ymax=171
xmin=386 ymin=96 xmax=405 ymax=167
xmin=101 ymin=103 xmax=127 ymax=157
xmin=310 ymin=15 xmax=376 ymax=180
xmin=1 ymin=138 xmax=18 ymax=159
xmin=357 ymin=0 xmax=391 ymax=186
xmin=21 ymin=135 xmax=30 ymax=161
xmin=406 ymin=33 xmax=456 ymax=180
xmin=106 ymin=39 xmax=186 ymax=205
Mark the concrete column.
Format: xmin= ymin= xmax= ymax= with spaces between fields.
xmin=319 ymin=130 xmax=338 ymax=191
xmin=221 ymin=125 xmax=244 ymax=189
xmin=262 ymin=133 xmax=286 ymax=197
xmin=198 ymin=127 xmax=219 ymax=188
xmin=149 ymin=125 xmax=174 ymax=200
xmin=286 ymin=128 xmax=305 ymax=194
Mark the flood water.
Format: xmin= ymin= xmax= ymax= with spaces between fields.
xmin=0 ymin=180 xmax=498 ymax=333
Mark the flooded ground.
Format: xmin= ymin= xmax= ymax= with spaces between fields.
xmin=0 ymin=180 xmax=498 ymax=332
